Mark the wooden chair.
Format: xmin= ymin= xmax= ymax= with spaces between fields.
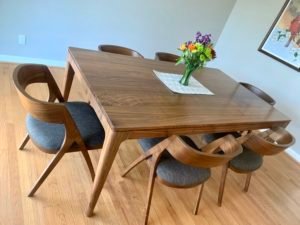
xmin=155 ymin=52 xmax=179 ymax=63
xmin=122 ymin=135 xmax=243 ymax=225
xmin=203 ymin=82 xmax=276 ymax=206
xmin=98 ymin=44 xmax=144 ymax=58
xmin=203 ymin=82 xmax=276 ymax=142
xmin=13 ymin=64 xmax=105 ymax=196
xmin=218 ymin=127 xmax=295 ymax=206
xmin=239 ymin=82 xmax=276 ymax=105
xmin=203 ymin=81 xmax=276 ymax=143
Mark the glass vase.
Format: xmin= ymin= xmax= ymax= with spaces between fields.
xmin=179 ymin=66 xmax=196 ymax=86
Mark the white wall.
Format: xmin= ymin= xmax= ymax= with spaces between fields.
xmin=0 ymin=0 xmax=236 ymax=62
xmin=212 ymin=0 xmax=300 ymax=157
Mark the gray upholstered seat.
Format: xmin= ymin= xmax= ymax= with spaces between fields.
xmin=203 ymin=132 xmax=240 ymax=144
xmin=26 ymin=102 xmax=105 ymax=152
xmin=138 ymin=136 xmax=200 ymax=153
xmin=202 ymin=133 xmax=223 ymax=144
xmin=138 ymin=137 xmax=166 ymax=153
xmin=156 ymin=158 xmax=211 ymax=187
xmin=203 ymin=133 xmax=262 ymax=172
xmin=229 ymin=148 xmax=263 ymax=172
xmin=138 ymin=137 xmax=172 ymax=160
xmin=138 ymin=137 xmax=210 ymax=187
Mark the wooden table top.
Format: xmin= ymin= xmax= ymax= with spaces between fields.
xmin=69 ymin=47 xmax=290 ymax=133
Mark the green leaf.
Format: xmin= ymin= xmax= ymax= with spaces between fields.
xmin=176 ymin=58 xmax=185 ymax=65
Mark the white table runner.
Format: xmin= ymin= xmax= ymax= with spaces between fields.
xmin=154 ymin=70 xmax=214 ymax=95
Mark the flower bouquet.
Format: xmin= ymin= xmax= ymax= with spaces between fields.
xmin=176 ymin=32 xmax=216 ymax=86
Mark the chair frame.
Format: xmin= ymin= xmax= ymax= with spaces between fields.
xmin=155 ymin=52 xmax=179 ymax=63
xmin=218 ymin=127 xmax=295 ymax=206
xmin=98 ymin=44 xmax=144 ymax=58
xmin=239 ymin=82 xmax=276 ymax=106
xmin=13 ymin=64 xmax=102 ymax=196
xmin=208 ymin=82 xmax=276 ymax=205
xmin=122 ymin=134 xmax=243 ymax=225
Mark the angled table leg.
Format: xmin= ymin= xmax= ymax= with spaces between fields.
xmin=86 ymin=128 xmax=128 ymax=217
xmin=63 ymin=62 xmax=75 ymax=100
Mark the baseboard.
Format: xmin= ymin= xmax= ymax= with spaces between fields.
xmin=0 ymin=54 xmax=65 ymax=67
xmin=286 ymin=148 xmax=300 ymax=163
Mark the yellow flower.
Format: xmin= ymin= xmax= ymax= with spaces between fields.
xmin=179 ymin=44 xmax=187 ymax=51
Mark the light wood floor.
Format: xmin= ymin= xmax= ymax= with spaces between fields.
xmin=1 ymin=62 xmax=300 ymax=225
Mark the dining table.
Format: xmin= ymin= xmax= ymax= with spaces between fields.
xmin=62 ymin=47 xmax=291 ymax=217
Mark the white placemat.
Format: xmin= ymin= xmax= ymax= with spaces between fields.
xmin=153 ymin=70 xmax=214 ymax=95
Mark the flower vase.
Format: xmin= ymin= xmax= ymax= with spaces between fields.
xmin=179 ymin=66 xmax=196 ymax=86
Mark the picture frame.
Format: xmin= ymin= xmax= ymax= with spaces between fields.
xmin=259 ymin=0 xmax=300 ymax=71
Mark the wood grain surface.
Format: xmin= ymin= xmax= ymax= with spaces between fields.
xmin=67 ymin=47 xmax=290 ymax=134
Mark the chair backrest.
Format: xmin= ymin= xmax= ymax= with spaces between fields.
xmin=98 ymin=45 xmax=144 ymax=58
xmin=155 ymin=52 xmax=179 ymax=63
xmin=13 ymin=64 xmax=76 ymax=128
xmin=165 ymin=135 xmax=242 ymax=168
xmin=243 ymin=127 xmax=295 ymax=156
xmin=239 ymin=82 xmax=276 ymax=105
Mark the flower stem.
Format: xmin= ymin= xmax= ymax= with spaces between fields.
xmin=179 ymin=66 xmax=195 ymax=86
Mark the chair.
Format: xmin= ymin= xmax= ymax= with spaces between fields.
xmin=13 ymin=64 xmax=105 ymax=196
xmin=203 ymin=82 xmax=276 ymax=142
xmin=202 ymin=81 xmax=278 ymax=205
xmin=239 ymin=82 xmax=276 ymax=105
xmin=98 ymin=44 xmax=144 ymax=58
xmin=218 ymin=127 xmax=295 ymax=206
xmin=155 ymin=52 xmax=179 ymax=63
xmin=122 ymin=135 xmax=242 ymax=225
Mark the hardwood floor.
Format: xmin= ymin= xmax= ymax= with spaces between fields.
xmin=0 ymin=62 xmax=300 ymax=225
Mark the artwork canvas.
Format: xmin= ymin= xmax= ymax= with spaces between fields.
xmin=259 ymin=0 xmax=300 ymax=71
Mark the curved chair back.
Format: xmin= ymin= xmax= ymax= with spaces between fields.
xmin=243 ymin=127 xmax=295 ymax=156
xmin=13 ymin=65 xmax=99 ymax=197
xmin=98 ymin=44 xmax=144 ymax=58
xmin=165 ymin=135 xmax=242 ymax=168
xmin=155 ymin=52 xmax=179 ymax=63
xmin=13 ymin=64 xmax=69 ymax=124
xmin=239 ymin=82 xmax=276 ymax=105
xmin=13 ymin=64 xmax=80 ymax=136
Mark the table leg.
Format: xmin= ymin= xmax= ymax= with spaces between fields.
xmin=63 ymin=62 xmax=75 ymax=100
xmin=86 ymin=129 xmax=128 ymax=217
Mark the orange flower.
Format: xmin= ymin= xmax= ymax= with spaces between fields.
xmin=188 ymin=44 xmax=196 ymax=51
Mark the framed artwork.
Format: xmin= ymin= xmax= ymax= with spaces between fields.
xmin=259 ymin=0 xmax=300 ymax=71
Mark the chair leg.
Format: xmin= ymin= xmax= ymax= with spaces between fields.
xmin=121 ymin=153 xmax=151 ymax=177
xmin=80 ymin=149 xmax=95 ymax=181
xmin=218 ymin=163 xmax=229 ymax=206
xmin=28 ymin=148 xmax=67 ymax=197
xmin=243 ymin=173 xmax=252 ymax=192
xmin=122 ymin=138 xmax=170 ymax=178
xmin=193 ymin=183 xmax=205 ymax=215
xmin=19 ymin=134 xmax=30 ymax=150
xmin=144 ymin=165 xmax=157 ymax=225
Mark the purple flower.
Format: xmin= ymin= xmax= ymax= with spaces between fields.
xmin=195 ymin=32 xmax=212 ymax=45
xmin=195 ymin=31 xmax=202 ymax=40
xmin=185 ymin=40 xmax=192 ymax=46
